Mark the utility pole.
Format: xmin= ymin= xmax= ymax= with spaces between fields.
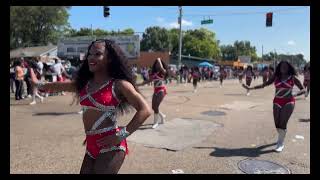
xmin=91 ymin=24 xmax=95 ymax=41
xmin=291 ymin=54 xmax=294 ymax=67
xmin=274 ymin=49 xmax=276 ymax=68
xmin=262 ymin=45 xmax=263 ymax=61
xmin=91 ymin=24 xmax=93 ymax=37
xmin=178 ymin=6 xmax=183 ymax=69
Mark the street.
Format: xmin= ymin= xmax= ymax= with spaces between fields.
xmin=10 ymin=77 xmax=310 ymax=174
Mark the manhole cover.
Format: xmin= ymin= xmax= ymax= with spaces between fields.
xmin=201 ymin=110 xmax=226 ymax=116
xmin=238 ymin=159 xmax=291 ymax=174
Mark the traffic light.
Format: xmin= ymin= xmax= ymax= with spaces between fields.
xmin=266 ymin=12 xmax=273 ymax=27
xmin=103 ymin=6 xmax=110 ymax=17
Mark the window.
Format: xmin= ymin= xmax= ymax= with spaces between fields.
xmin=77 ymin=47 xmax=88 ymax=53
xmin=66 ymin=47 xmax=75 ymax=52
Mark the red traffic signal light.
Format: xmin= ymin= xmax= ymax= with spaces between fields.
xmin=103 ymin=6 xmax=110 ymax=17
xmin=266 ymin=12 xmax=273 ymax=27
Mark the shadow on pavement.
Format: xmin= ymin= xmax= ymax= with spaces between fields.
xmin=171 ymin=90 xmax=190 ymax=93
xmin=138 ymin=124 xmax=154 ymax=130
xmin=193 ymin=143 xmax=277 ymax=158
xmin=299 ymin=118 xmax=310 ymax=122
xmin=203 ymin=86 xmax=218 ymax=89
xmin=33 ymin=112 xmax=79 ymax=116
xmin=224 ymin=93 xmax=245 ymax=96
xmin=10 ymin=103 xmax=30 ymax=106
xmin=201 ymin=110 xmax=226 ymax=116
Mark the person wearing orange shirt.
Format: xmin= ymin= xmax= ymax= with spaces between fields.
xmin=14 ymin=60 xmax=25 ymax=100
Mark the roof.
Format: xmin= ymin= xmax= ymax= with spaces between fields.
xmin=10 ymin=45 xmax=57 ymax=59
xmin=133 ymin=51 xmax=170 ymax=67
xmin=238 ymin=56 xmax=251 ymax=63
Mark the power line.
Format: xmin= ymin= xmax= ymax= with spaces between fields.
xmin=146 ymin=6 xmax=178 ymax=13
xmin=183 ymin=7 xmax=308 ymax=17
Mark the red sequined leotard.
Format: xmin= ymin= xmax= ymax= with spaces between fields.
xmin=79 ymin=79 xmax=128 ymax=159
xmin=273 ymin=76 xmax=295 ymax=108
xmin=150 ymin=72 xmax=167 ymax=95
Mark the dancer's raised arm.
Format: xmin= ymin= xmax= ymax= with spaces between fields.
xmin=30 ymin=67 xmax=76 ymax=92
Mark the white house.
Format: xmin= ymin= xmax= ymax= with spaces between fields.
xmin=10 ymin=45 xmax=57 ymax=62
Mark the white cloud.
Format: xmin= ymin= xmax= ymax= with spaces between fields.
xmin=156 ymin=17 xmax=164 ymax=23
xmin=287 ymin=40 xmax=296 ymax=46
xmin=169 ymin=22 xmax=179 ymax=28
xmin=182 ymin=19 xmax=193 ymax=26
xmin=168 ymin=19 xmax=193 ymax=28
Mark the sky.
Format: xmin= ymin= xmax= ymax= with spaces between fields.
xmin=68 ymin=6 xmax=310 ymax=61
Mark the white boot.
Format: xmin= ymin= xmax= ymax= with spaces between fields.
xmin=29 ymin=101 xmax=36 ymax=105
xmin=159 ymin=112 xmax=166 ymax=124
xmin=152 ymin=113 xmax=160 ymax=129
xmin=246 ymin=89 xmax=250 ymax=96
xmin=305 ymin=91 xmax=309 ymax=99
xmin=275 ymin=128 xmax=287 ymax=152
xmin=40 ymin=96 xmax=44 ymax=103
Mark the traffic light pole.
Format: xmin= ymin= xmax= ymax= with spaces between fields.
xmin=178 ymin=6 xmax=183 ymax=69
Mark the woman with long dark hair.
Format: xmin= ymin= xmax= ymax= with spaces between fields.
xmin=242 ymin=61 xmax=305 ymax=152
xmin=238 ymin=67 xmax=244 ymax=83
xmin=14 ymin=60 xmax=24 ymax=100
xmin=268 ymin=66 xmax=274 ymax=79
xmin=219 ymin=66 xmax=227 ymax=88
xmin=26 ymin=59 xmax=44 ymax=105
xmin=262 ymin=66 xmax=269 ymax=84
xmin=137 ymin=58 xmax=168 ymax=129
xmin=22 ymin=60 xmax=34 ymax=98
xmin=244 ymin=65 xmax=255 ymax=96
xmin=31 ymin=39 xmax=152 ymax=174
xmin=192 ymin=66 xmax=201 ymax=93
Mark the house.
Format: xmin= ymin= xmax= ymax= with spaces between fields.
xmin=57 ymin=35 xmax=140 ymax=61
xmin=238 ymin=56 xmax=251 ymax=63
xmin=129 ymin=51 xmax=170 ymax=68
xmin=10 ymin=45 xmax=57 ymax=62
xmin=233 ymin=56 xmax=252 ymax=69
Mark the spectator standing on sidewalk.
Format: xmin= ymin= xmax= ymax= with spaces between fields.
xmin=51 ymin=58 xmax=66 ymax=95
xmin=14 ymin=60 xmax=24 ymax=100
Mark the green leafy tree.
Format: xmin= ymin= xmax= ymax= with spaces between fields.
xmin=121 ymin=28 xmax=134 ymax=35
xmin=168 ymin=28 xmax=179 ymax=55
xmin=10 ymin=6 xmax=70 ymax=49
xmin=182 ymin=28 xmax=220 ymax=59
xmin=140 ymin=26 xmax=170 ymax=51
xmin=220 ymin=45 xmax=237 ymax=61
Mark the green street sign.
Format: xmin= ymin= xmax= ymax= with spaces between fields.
xmin=201 ymin=19 xmax=213 ymax=25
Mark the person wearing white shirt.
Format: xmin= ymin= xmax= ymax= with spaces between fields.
xmin=51 ymin=58 xmax=66 ymax=95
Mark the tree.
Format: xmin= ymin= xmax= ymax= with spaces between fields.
xmin=262 ymin=52 xmax=307 ymax=68
xmin=121 ymin=28 xmax=134 ymax=35
xmin=220 ymin=45 xmax=237 ymax=61
xmin=262 ymin=51 xmax=278 ymax=61
xmin=233 ymin=40 xmax=257 ymax=59
xmin=63 ymin=27 xmax=133 ymax=38
xmin=140 ymin=26 xmax=170 ymax=52
xmin=10 ymin=6 xmax=70 ymax=49
xmin=168 ymin=28 xmax=179 ymax=55
xmin=182 ymin=28 xmax=220 ymax=59
xmin=93 ymin=28 xmax=109 ymax=37
xmin=219 ymin=40 xmax=258 ymax=61
xmin=76 ymin=28 xmax=93 ymax=36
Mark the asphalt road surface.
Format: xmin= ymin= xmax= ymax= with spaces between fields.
xmin=10 ymin=77 xmax=310 ymax=174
